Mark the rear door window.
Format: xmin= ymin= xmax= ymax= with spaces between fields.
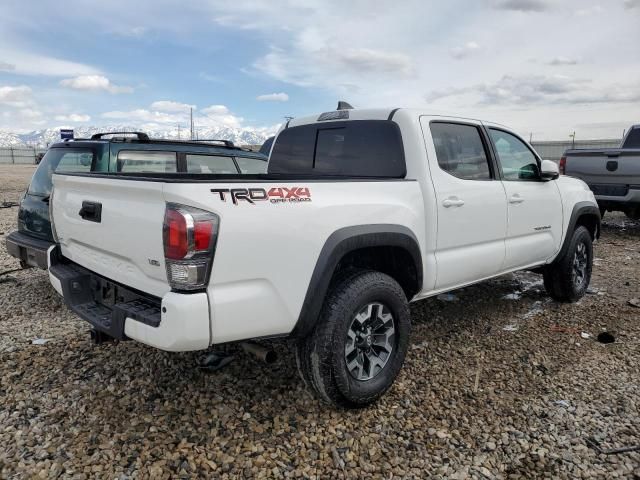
xmin=29 ymin=148 xmax=95 ymax=196
xmin=429 ymin=122 xmax=492 ymax=180
xmin=117 ymin=151 xmax=177 ymax=173
xmin=269 ymin=120 xmax=405 ymax=177
xmin=185 ymin=154 xmax=238 ymax=174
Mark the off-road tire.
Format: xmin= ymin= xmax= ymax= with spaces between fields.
xmin=543 ymin=226 xmax=593 ymax=302
xmin=296 ymin=270 xmax=410 ymax=408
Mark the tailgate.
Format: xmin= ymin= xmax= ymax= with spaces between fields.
xmin=565 ymin=150 xmax=640 ymax=187
xmin=51 ymin=174 xmax=170 ymax=297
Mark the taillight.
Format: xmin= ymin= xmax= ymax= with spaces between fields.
xmin=559 ymin=156 xmax=566 ymax=175
xmin=163 ymin=203 xmax=219 ymax=291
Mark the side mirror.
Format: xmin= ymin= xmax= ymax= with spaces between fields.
xmin=540 ymin=159 xmax=559 ymax=181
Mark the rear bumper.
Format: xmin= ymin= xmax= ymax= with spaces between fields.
xmin=591 ymin=185 xmax=640 ymax=207
xmin=5 ymin=231 xmax=53 ymax=269
xmin=48 ymin=250 xmax=211 ymax=352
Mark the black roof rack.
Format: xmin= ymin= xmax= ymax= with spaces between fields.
xmin=190 ymin=139 xmax=235 ymax=148
xmin=90 ymin=132 xmax=150 ymax=141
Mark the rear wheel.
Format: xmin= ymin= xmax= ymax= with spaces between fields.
xmin=543 ymin=226 xmax=593 ymax=302
xmin=296 ymin=270 xmax=410 ymax=408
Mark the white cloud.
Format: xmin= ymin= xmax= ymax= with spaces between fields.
xmin=332 ymin=48 xmax=412 ymax=75
xmin=60 ymin=75 xmax=133 ymax=94
xmin=17 ymin=108 xmax=43 ymax=120
xmin=548 ymin=56 xmax=579 ymax=66
xmin=102 ymin=104 xmax=246 ymax=129
xmin=426 ymin=74 xmax=640 ymax=106
xmin=256 ymin=92 xmax=289 ymax=102
xmin=201 ymin=105 xmax=230 ymax=115
xmin=494 ymin=0 xmax=548 ymax=11
xmin=0 ymin=50 xmax=99 ymax=77
xmin=201 ymin=104 xmax=243 ymax=128
xmin=54 ymin=113 xmax=91 ymax=122
xmin=0 ymin=85 xmax=32 ymax=107
xmin=450 ymin=41 xmax=480 ymax=60
xmin=0 ymin=0 xmax=638 ymax=139
xmin=575 ymin=5 xmax=603 ymax=16
xmin=150 ymin=100 xmax=196 ymax=112
xmin=102 ymin=109 xmax=180 ymax=123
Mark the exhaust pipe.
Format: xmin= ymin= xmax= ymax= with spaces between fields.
xmin=90 ymin=328 xmax=113 ymax=345
xmin=240 ymin=341 xmax=277 ymax=364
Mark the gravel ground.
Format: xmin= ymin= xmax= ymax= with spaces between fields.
xmin=0 ymin=165 xmax=639 ymax=479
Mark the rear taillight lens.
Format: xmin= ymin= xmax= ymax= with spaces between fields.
xmin=164 ymin=209 xmax=188 ymax=260
xmin=559 ymin=156 xmax=566 ymax=175
xmin=163 ymin=203 xmax=219 ymax=291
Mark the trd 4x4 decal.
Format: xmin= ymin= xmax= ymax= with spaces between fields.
xmin=211 ymin=187 xmax=311 ymax=205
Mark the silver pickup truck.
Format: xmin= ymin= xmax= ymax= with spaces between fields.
xmin=561 ymin=125 xmax=640 ymax=219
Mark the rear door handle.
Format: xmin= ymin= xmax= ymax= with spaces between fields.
xmin=509 ymin=194 xmax=524 ymax=204
xmin=79 ymin=201 xmax=102 ymax=223
xmin=442 ymin=197 xmax=465 ymax=208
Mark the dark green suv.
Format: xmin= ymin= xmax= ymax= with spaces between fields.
xmin=5 ymin=132 xmax=267 ymax=269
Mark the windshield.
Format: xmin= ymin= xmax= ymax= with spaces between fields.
xmin=28 ymin=148 xmax=94 ymax=197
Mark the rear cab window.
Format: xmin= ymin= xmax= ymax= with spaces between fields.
xmin=29 ymin=148 xmax=95 ymax=197
xmin=269 ymin=120 xmax=405 ymax=177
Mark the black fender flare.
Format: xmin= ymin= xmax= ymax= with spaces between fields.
xmin=291 ymin=224 xmax=422 ymax=338
xmin=556 ymin=201 xmax=601 ymax=261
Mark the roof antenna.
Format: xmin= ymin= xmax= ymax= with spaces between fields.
xmin=337 ymin=101 xmax=354 ymax=110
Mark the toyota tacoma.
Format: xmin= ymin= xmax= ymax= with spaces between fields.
xmin=47 ymin=107 xmax=600 ymax=408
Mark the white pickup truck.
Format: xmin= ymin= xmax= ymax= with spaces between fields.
xmin=48 ymin=107 xmax=600 ymax=408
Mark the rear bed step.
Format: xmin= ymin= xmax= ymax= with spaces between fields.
xmin=50 ymin=259 xmax=161 ymax=340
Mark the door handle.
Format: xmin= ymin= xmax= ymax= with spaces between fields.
xmin=442 ymin=197 xmax=465 ymax=208
xmin=79 ymin=201 xmax=102 ymax=223
xmin=509 ymin=194 xmax=524 ymax=204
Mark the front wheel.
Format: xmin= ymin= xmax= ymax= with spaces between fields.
xmin=543 ymin=226 xmax=593 ymax=302
xmin=296 ymin=270 xmax=411 ymax=408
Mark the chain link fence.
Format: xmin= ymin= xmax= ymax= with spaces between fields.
xmin=0 ymin=147 xmax=48 ymax=165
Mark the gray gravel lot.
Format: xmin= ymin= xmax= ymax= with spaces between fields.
xmin=0 ymin=165 xmax=639 ymax=479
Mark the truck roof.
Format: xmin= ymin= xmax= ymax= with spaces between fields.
xmin=287 ymin=107 xmax=495 ymax=128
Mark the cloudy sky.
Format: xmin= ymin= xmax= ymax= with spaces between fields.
xmin=0 ymin=0 xmax=639 ymax=139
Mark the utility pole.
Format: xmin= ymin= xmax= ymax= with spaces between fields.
xmin=177 ymin=124 xmax=181 ymax=140
xmin=529 ymin=132 xmax=532 ymax=143
xmin=569 ymin=131 xmax=576 ymax=149
xmin=190 ymin=108 xmax=194 ymax=140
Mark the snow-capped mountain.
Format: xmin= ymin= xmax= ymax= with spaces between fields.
xmin=0 ymin=124 xmax=273 ymax=147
